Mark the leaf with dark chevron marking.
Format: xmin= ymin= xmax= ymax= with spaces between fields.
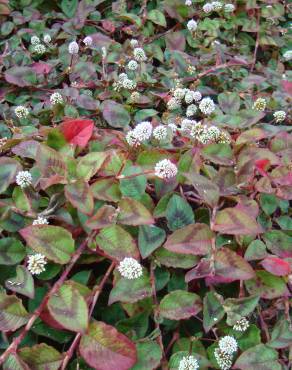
xmin=5 ymin=265 xmax=34 ymax=298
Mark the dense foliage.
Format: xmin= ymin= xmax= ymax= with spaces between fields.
xmin=0 ymin=0 xmax=291 ymax=369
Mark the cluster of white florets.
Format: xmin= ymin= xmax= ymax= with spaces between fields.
xmin=273 ymin=110 xmax=286 ymax=123
xmin=118 ymin=257 xmax=143 ymax=279
xmin=15 ymin=105 xmax=29 ymax=119
xmin=129 ymin=91 xmax=141 ymax=103
xmin=153 ymin=125 xmax=168 ymax=141
xmin=43 ymin=34 xmax=51 ymax=43
xmin=33 ymin=216 xmax=49 ymax=225
xmin=224 ymin=3 xmax=235 ymax=12
xmin=113 ymin=73 xmax=137 ymax=91
xmin=126 ymin=121 xmax=152 ymax=146
xmin=127 ymin=60 xmax=138 ymax=71
xmin=68 ymin=41 xmax=79 ymax=55
xmin=233 ymin=317 xmax=249 ymax=332
xmin=178 ymin=355 xmax=199 ymax=370
xmin=83 ymin=36 xmax=93 ymax=46
xmin=154 ymin=159 xmax=178 ymax=179
xmin=199 ymin=97 xmax=216 ymax=115
xmin=50 ymin=92 xmax=63 ymax=105
xmin=214 ymin=336 xmax=238 ymax=370
xmin=167 ymin=88 xmax=203 ymax=112
xmin=31 ymin=35 xmax=40 ymax=45
xmin=0 ymin=137 xmax=8 ymax=148
xmin=283 ymin=50 xmax=292 ymax=61
xmin=214 ymin=348 xmax=233 ymax=370
xmin=30 ymin=36 xmax=46 ymax=54
xmin=186 ymin=104 xmax=197 ymax=117
xmin=16 ymin=171 xmax=32 ymax=188
xmin=133 ymin=47 xmax=147 ymax=62
xmin=130 ymin=39 xmax=139 ymax=48
xmin=202 ymin=2 xmax=234 ymax=13
xmin=27 ymin=254 xmax=47 ymax=275
xmin=180 ymin=119 xmax=230 ymax=144
xmin=253 ymin=97 xmax=266 ymax=111
xmin=187 ymin=19 xmax=198 ymax=32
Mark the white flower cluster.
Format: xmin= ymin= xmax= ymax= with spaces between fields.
xmin=186 ymin=104 xmax=197 ymax=117
xmin=33 ymin=216 xmax=49 ymax=225
xmin=212 ymin=1 xmax=223 ymax=11
xmin=168 ymin=123 xmax=177 ymax=133
xmin=68 ymin=41 xmax=79 ymax=55
xmin=203 ymin=3 xmax=214 ymax=13
xmin=153 ymin=125 xmax=168 ymax=141
xmin=167 ymin=88 xmax=202 ymax=110
xmin=233 ymin=317 xmax=249 ymax=332
xmin=27 ymin=254 xmax=47 ymax=275
xmin=219 ymin=336 xmax=238 ymax=355
xmin=283 ymin=50 xmax=292 ymax=61
xmin=50 ymin=92 xmax=63 ymax=105
xmin=199 ymin=97 xmax=216 ymax=115
xmin=118 ymin=257 xmax=143 ymax=279
xmin=127 ymin=60 xmax=138 ymax=70
xmin=133 ymin=47 xmax=147 ymax=62
xmin=129 ymin=91 xmax=141 ymax=103
xmin=155 ymin=159 xmax=177 ymax=179
xmin=114 ymin=73 xmax=137 ymax=91
xmin=185 ymin=0 xmax=192 ymax=5
xmin=203 ymin=2 xmax=234 ymax=13
xmin=181 ymin=119 xmax=230 ymax=144
xmin=33 ymin=44 xmax=46 ymax=54
xmin=31 ymin=35 xmax=40 ymax=45
xmin=83 ymin=36 xmax=93 ymax=46
xmin=43 ymin=34 xmax=51 ymax=43
xmin=126 ymin=121 xmax=153 ymax=146
xmin=187 ymin=19 xmax=198 ymax=32
xmin=214 ymin=348 xmax=233 ymax=370
xmin=16 ymin=171 xmax=32 ymax=188
xmin=0 ymin=137 xmax=8 ymax=148
xmin=178 ymin=355 xmax=199 ymax=370
xmin=253 ymin=97 xmax=266 ymax=111
xmin=224 ymin=3 xmax=235 ymax=12
xmin=273 ymin=110 xmax=286 ymax=123
xmin=130 ymin=39 xmax=139 ymax=48
xmin=15 ymin=105 xmax=29 ymax=119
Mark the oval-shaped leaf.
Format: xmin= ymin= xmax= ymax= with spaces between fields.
xmin=138 ymin=225 xmax=166 ymax=259
xmin=166 ymin=194 xmax=194 ymax=231
xmin=65 ymin=180 xmax=94 ymax=215
xmin=0 ymin=157 xmax=22 ymax=194
xmin=5 ymin=266 xmax=34 ymax=298
xmin=0 ymin=237 xmax=25 ymax=265
xmin=117 ymin=198 xmax=154 ymax=226
xmin=234 ymin=344 xmax=281 ymax=370
xmin=19 ymin=343 xmax=63 ymax=370
xmin=0 ymin=292 xmax=29 ymax=332
xmin=102 ymin=100 xmax=131 ymax=128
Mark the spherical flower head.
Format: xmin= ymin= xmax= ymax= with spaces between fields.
xmin=173 ymin=88 xmax=186 ymax=100
xmin=224 ymin=3 xmax=235 ymax=12
xmin=214 ymin=348 xmax=233 ymax=370
xmin=118 ymin=257 xmax=143 ymax=279
xmin=33 ymin=44 xmax=46 ymax=54
xmin=167 ymin=97 xmax=181 ymax=110
xmin=127 ymin=60 xmax=138 ymax=70
xmin=31 ymin=35 xmax=40 ymax=45
xmin=253 ymin=97 xmax=266 ymax=111
xmin=83 ymin=36 xmax=93 ymax=47
xmin=122 ymin=78 xmax=137 ymax=90
xmin=130 ymin=39 xmax=139 ymax=48
xmin=219 ymin=336 xmax=238 ymax=355
xmin=168 ymin=123 xmax=177 ymax=133
xmin=212 ymin=1 xmax=223 ymax=10
xmin=185 ymin=90 xmax=196 ymax=104
xmin=129 ymin=91 xmax=141 ymax=103
xmin=283 ymin=50 xmax=292 ymax=61
xmin=155 ymin=159 xmax=177 ymax=179
xmin=16 ymin=171 xmax=32 ymax=188
xmin=187 ymin=19 xmax=198 ymax=32
xmin=133 ymin=47 xmax=147 ymax=62
xmin=126 ymin=130 xmax=140 ymax=147
xmin=199 ymin=97 xmax=216 ymax=115
xmin=50 ymin=92 xmax=63 ymax=105
xmin=33 ymin=216 xmax=49 ymax=225
xmin=185 ymin=0 xmax=192 ymax=5
xmin=193 ymin=91 xmax=202 ymax=102
xmin=186 ymin=104 xmax=197 ymax=117
xmin=27 ymin=254 xmax=47 ymax=275
xmin=203 ymin=3 xmax=214 ymax=13
xmin=178 ymin=355 xmax=199 ymax=370
xmin=133 ymin=121 xmax=153 ymax=141
xmin=43 ymin=34 xmax=51 ymax=43
xmin=273 ymin=110 xmax=286 ymax=123
xmin=153 ymin=125 xmax=168 ymax=141
xmin=68 ymin=41 xmax=79 ymax=55
xmin=217 ymin=131 xmax=231 ymax=144
xmin=15 ymin=105 xmax=29 ymax=119
xmin=233 ymin=317 xmax=249 ymax=332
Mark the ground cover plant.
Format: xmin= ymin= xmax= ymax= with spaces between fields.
xmin=0 ymin=0 xmax=291 ymax=369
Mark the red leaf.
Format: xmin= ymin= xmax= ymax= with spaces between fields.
xmin=261 ymin=256 xmax=291 ymax=276
xmin=31 ymin=62 xmax=52 ymax=74
xmin=60 ymin=119 xmax=94 ymax=148
xmin=282 ymin=80 xmax=292 ymax=95
xmin=255 ymin=159 xmax=270 ymax=177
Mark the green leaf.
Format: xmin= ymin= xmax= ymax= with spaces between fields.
xmin=0 ymin=292 xmax=29 ymax=332
xmin=155 ymin=248 xmax=198 ymax=269
xmin=147 ymin=9 xmax=167 ymax=27
xmin=223 ymin=295 xmax=260 ymax=325
xmin=48 ymin=284 xmax=88 ymax=333
xmin=19 ymin=225 xmax=75 ymax=264
xmin=163 ymin=223 xmax=213 ymax=255
xmin=215 ymin=248 xmax=255 ymax=281
xmin=260 ymin=193 xmax=278 ymax=215
xmin=0 ymin=237 xmax=25 ymax=265
xmin=95 ymin=225 xmax=139 ymax=261
xmin=269 ymin=320 xmax=292 ymax=349
xmin=3 ymin=354 xmax=29 ymax=370
xmin=5 ymin=266 xmax=34 ymax=298
xmin=60 ymin=0 xmax=78 ymax=18
xmin=201 ymin=143 xmax=234 ymax=166
xmin=116 ymin=311 xmax=149 ymax=340
xmin=244 ymin=240 xmax=268 ymax=261
xmin=120 ymin=166 xmax=147 ymax=199
xmin=79 ymin=320 xmax=137 ymax=370
xmin=102 ymin=100 xmax=131 ymax=128
xmin=159 ymin=290 xmax=202 ymax=320
xmin=263 ymin=230 xmax=292 ymax=258
xmin=65 ymin=180 xmax=94 ymax=215
xmin=218 ymin=92 xmax=241 ymax=114
xmin=203 ymin=292 xmax=225 ymax=332
xmin=77 ymin=152 xmax=108 ymax=181
xmin=12 ymin=187 xmax=31 ymax=212
xmin=117 ymin=197 xmax=154 ymax=226
xmin=234 ymin=344 xmax=281 ymax=370
xmin=185 ymin=173 xmax=220 ymax=207
xmin=237 ymin=324 xmax=261 ymax=351
xmin=134 ymin=109 xmax=158 ymax=122
xmin=19 ymin=343 xmax=63 ymax=370
xmin=214 ymin=207 xmax=263 ymax=235
xmin=138 ymin=225 xmax=166 ymax=258
xmin=91 ymin=178 xmax=121 ymax=202
xmin=131 ymin=341 xmax=162 ymax=370
xmin=245 ymin=270 xmax=288 ymax=299
xmin=0 ymin=157 xmax=21 ymax=194
xmin=109 ymin=271 xmax=152 ymax=304
xmin=166 ymin=194 xmax=194 ymax=231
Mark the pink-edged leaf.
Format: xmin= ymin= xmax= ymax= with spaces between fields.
xmin=86 ymin=205 xmax=117 ymax=229
xmin=19 ymin=343 xmax=63 ymax=370
xmin=60 ymin=119 xmax=94 ymax=148
xmin=79 ymin=320 xmax=137 ymax=370
xmin=0 ymin=157 xmax=22 ymax=194
xmin=213 ymin=207 xmax=263 ymax=235
xmin=255 ymin=159 xmax=270 ymax=177
xmin=0 ymin=292 xmax=29 ymax=332
xmin=214 ymin=248 xmax=255 ymax=281
xmin=65 ymin=180 xmax=94 ymax=215
xmin=31 ymin=62 xmax=53 ymax=74
xmin=185 ymin=259 xmax=213 ymax=282
xmin=4 ymin=66 xmax=36 ymax=87
xmin=11 ymin=140 xmax=40 ymax=159
xmin=159 ymin=290 xmax=202 ymax=320
xmin=163 ymin=223 xmax=213 ymax=256
xmin=261 ymin=256 xmax=291 ymax=276
xmin=117 ymin=198 xmax=154 ymax=226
